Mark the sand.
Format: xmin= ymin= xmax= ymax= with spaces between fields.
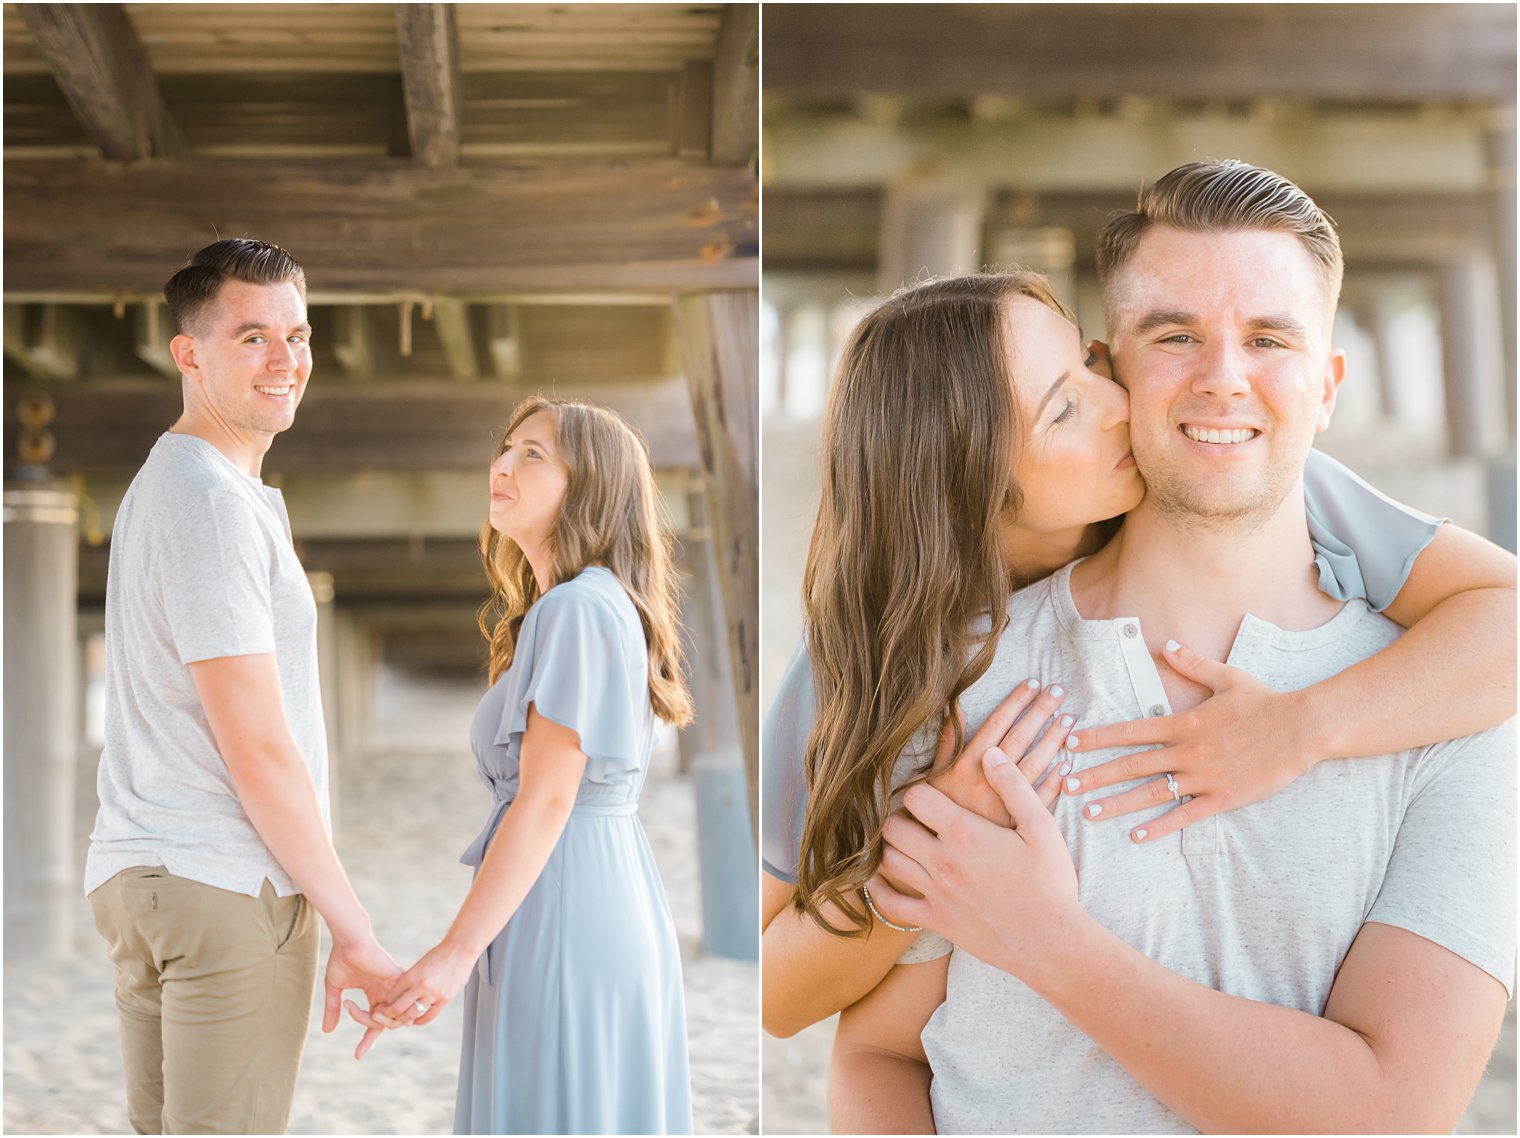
xmin=4 ymin=668 xmax=759 ymax=1136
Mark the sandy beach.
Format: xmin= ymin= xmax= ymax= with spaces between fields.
xmin=4 ymin=667 xmax=759 ymax=1136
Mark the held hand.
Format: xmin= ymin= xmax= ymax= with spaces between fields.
xmin=1063 ymin=640 xmax=1315 ymax=845
xmin=365 ymin=941 xmax=477 ymax=1032
xmin=926 ymin=679 xmax=1073 ymax=827
xmin=323 ymin=933 xmax=403 ymax=1060
xmin=872 ymin=748 xmax=1082 ymax=979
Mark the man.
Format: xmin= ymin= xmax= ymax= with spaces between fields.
xmin=85 ymin=239 xmax=397 ymax=1134
xmin=847 ymin=162 xmax=1515 ymax=1132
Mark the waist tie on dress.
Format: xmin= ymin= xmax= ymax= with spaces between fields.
xmin=460 ymin=799 xmax=639 ymax=986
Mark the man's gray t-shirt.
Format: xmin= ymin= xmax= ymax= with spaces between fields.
xmin=915 ymin=565 xmax=1514 ymax=1134
xmin=85 ymin=433 xmax=329 ymax=899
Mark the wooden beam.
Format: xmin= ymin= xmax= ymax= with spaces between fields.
xmin=764 ymin=4 xmax=1517 ymax=103
xmin=332 ymin=306 xmax=377 ymax=381
xmin=394 ymin=4 xmax=462 ymax=168
xmin=486 ymin=306 xmax=524 ymax=381
xmin=19 ymin=4 xmax=182 ymax=160
xmin=673 ymin=289 xmax=759 ymax=838
xmin=132 ymin=302 xmax=179 ymax=379
xmin=429 ymin=298 xmax=479 ymax=380
xmin=3 ymin=159 xmax=758 ymax=296
xmin=2 ymin=304 xmax=81 ymax=381
xmin=675 ymin=60 xmax=714 ymax=160
xmin=711 ymin=4 xmax=758 ymax=166
xmin=4 ymin=377 xmax=701 ymax=475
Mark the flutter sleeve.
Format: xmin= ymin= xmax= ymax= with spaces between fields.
xmin=493 ymin=583 xmax=646 ymax=782
xmin=762 ymin=641 xmax=815 ymax=884
xmin=1304 ymin=447 xmax=1444 ymax=612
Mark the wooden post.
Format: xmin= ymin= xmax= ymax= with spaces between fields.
xmin=878 ymin=172 xmax=985 ymax=294
xmin=1437 ymin=249 xmax=1508 ymax=459
xmin=308 ymin=570 xmax=340 ymax=836
xmin=3 ymin=482 xmax=79 ymax=958
xmin=673 ymin=289 xmax=759 ymax=838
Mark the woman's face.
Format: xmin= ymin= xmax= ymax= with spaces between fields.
xmin=1002 ymin=295 xmax=1145 ymax=540
xmin=488 ymin=410 xmax=570 ymax=552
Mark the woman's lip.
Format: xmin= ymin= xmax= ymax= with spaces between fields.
xmin=1115 ymin=452 xmax=1135 ymax=470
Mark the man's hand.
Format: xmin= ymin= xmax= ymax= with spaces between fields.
xmin=323 ymin=933 xmax=403 ymax=1060
xmin=873 ymin=746 xmax=1083 ymax=978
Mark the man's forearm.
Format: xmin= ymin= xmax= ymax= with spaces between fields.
xmin=226 ymin=743 xmax=371 ymax=945
xmin=828 ymin=1051 xmax=935 ymax=1135
xmin=1019 ymin=917 xmax=1476 ymax=1133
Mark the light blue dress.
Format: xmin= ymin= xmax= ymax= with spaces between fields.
xmin=454 ymin=566 xmax=693 ymax=1135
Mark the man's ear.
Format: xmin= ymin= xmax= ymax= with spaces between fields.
xmin=169 ymin=333 xmax=196 ymax=381
xmin=1316 ymin=348 xmax=1346 ymax=432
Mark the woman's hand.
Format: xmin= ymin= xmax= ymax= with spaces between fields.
xmin=926 ymin=678 xmax=1072 ymax=827
xmin=1063 ymin=640 xmax=1316 ymax=844
xmin=345 ymin=940 xmax=477 ymax=1055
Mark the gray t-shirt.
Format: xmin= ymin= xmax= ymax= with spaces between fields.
xmin=919 ymin=566 xmax=1515 ymax=1133
xmin=85 ymin=433 xmax=329 ymax=899
xmin=761 ymin=449 xmax=1443 ymax=886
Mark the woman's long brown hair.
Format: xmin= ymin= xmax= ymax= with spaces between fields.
xmin=795 ymin=271 xmax=1075 ymax=934
xmin=478 ymin=396 xmax=693 ymax=727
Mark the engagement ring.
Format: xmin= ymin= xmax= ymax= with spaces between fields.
xmin=1165 ymin=772 xmax=1182 ymax=801
xmin=414 ymin=1001 xmax=430 ymax=1014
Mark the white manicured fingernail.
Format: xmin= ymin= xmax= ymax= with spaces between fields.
xmin=1049 ymin=685 xmax=1064 ymax=698
xmin=1133 ymin=828 xmax=1148 ymax=842
xmin=1059 ymin=762 xmax=1072 ymax=776
xmin=1059 ymin=714 xmax=1074 ymax=727
xmin=1025 ymin=678 xmax=1041 ymax=690
xmin=1087 ymin=802 xmax=1102 ymax=818
xmin=1165 ymin=639 xmax=1180 ymax=653
xmin=1065 ymin=776 xmax=1080 ymax=792
xmin=1067 ymin=734 xmax=1081 ymax=749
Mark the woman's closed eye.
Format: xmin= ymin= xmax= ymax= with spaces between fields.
xmin=1052 ymin=398 xmax=1077 ymax=426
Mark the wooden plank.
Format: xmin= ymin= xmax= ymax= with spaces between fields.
xmin=675 ymin=60 xmax=713 ymax=159
xmin=711 ymin=3 xmax=757 ymax=166
xmin=332 ymin=306 xmax=377 ymax=381
xmin=429 ymin=298 xmax=479 ymax=380
xmin=132 ymin=302 xmax=178 ymax=379
xmin=19 ymin=3 xmax=182 ymax=160
xmin=3 ymin=304 xmax=81 ymax=381
xmin=672 ymin=289 xmax=759 ymax=837
xmin=3 ymin=376 xmax=701 ymax=474
xmin=395 ymin=3 xmax=462 ymax=167
xmin=3 ymin=158 xmax=758 ymax=296
xmin=486 ymin=305 xmax=523 ymax=381
xmin=763 ymin=4 xmax=1517 ymax=103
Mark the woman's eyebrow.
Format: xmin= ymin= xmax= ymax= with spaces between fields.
xmin=1035 ymin=371 xmax=1070 ymax=418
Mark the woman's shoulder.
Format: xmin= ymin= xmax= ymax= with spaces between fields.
xmin=532 ymin=566 xmax=633 ymax=628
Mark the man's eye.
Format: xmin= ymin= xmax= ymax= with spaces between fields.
xmin=1084 ymin=350 xmax=1098 ymax=368
xmin=1251 ymin=337 xmax=1282 ymax=349
xmin=1162 ymin=333 xmax=1196 ymax=344
xmin=247 ymin=335 xmax=265 ymax=344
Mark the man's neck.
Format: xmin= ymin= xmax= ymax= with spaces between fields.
xmin=1070 ymin=483 xmax=1341 ymax=707
xmin=169 ymin=410 xmax=273 ymax=479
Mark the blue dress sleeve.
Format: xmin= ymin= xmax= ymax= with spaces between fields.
xmin=1304 ymin=448 xmax=1445 ymax=613
xmin=761 ymin=641 xmax=815 ymax=884
xmin=494 ymin=583 xmax=645 ymax=782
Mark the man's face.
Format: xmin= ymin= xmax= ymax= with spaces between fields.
xmin=1106 ymin=226 xmax=1345 ymax=531
xmin=174 ymin=279 xmax=312 ymax=438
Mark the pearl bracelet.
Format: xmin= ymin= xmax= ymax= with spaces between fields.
xmin=862 ymin=883 xmax=924 ymax=933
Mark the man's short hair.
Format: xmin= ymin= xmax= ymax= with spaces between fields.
xmin=1095 ymin=160 xmax=1344 ymax=326
xmin=164 ymin=238 xmax=307 ymax=335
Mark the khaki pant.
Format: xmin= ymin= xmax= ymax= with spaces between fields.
xmin=88 ymin=868 xmax=319 ymax=1134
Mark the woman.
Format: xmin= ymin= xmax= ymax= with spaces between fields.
xmin=760 ymin=271 xmax=1515 ymax=1044
xmin=357 ymin=397 xmax=694 ymax=1134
